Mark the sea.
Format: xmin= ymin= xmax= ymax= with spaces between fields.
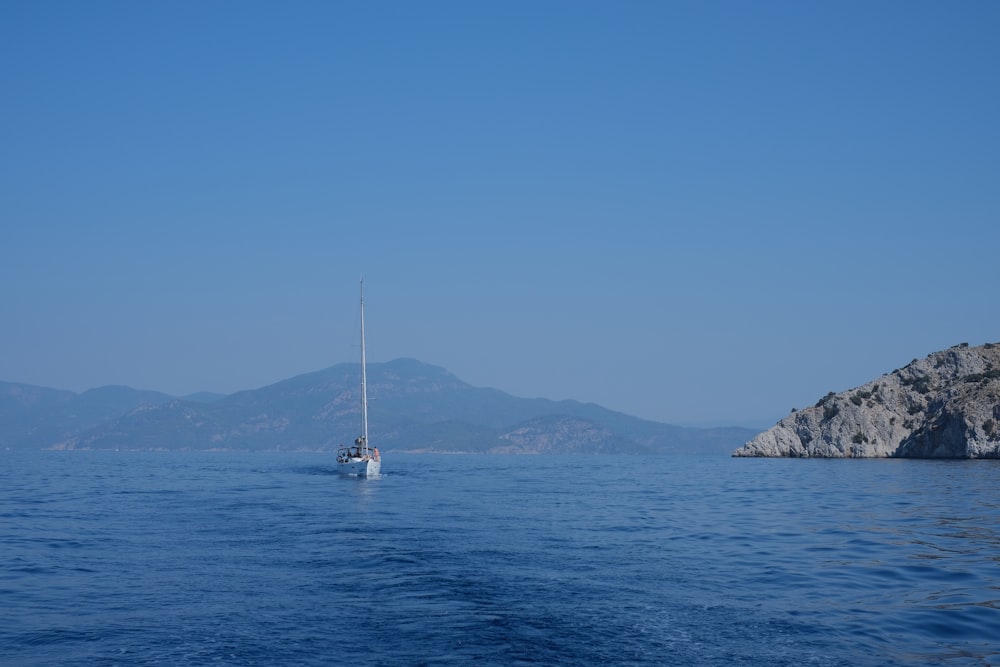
xmin=2 ymin=450 xmax=998 ymax=666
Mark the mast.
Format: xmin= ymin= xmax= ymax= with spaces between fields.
xmin=359 ymin=279 xmax=369 ymax=455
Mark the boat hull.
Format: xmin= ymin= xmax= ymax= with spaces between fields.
xmin=338 ymin=457 xmax=381 ymax=477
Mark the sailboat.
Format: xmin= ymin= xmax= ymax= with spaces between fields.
xmin=335 ymin=280 xmax=382 ymax=476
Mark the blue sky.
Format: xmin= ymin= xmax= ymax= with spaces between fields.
xmin=3 ymin=1 xmax=998 ymax=427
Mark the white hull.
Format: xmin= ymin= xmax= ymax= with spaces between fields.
xmin=338 ymin=457 xmax=381 ymax=477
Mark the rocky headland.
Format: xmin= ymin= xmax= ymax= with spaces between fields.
xmin=734 ymin=342 xmax=1000 ymax=458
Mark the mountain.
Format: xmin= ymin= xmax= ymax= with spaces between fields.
xmin=734 ymin=342 xmax=1000 ymax=458
xmin=180 ymin=391 xmax=227 ymax=404
xmin=1 ymin=359 xmax=757 ymax=454
xmin=0 ymin=382 xmax=174 ymax=449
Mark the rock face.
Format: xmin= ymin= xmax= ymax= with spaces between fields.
xmin=734 ymin=342 xmax=1000 ymax=458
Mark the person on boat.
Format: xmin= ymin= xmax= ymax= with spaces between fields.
xmin=373 ymin=447 xmax=379 ymax=461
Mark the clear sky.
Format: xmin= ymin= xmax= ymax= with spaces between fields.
xmin=3 ymin=1 xmax=998 ymax=427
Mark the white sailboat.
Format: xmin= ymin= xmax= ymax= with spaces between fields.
xmin=336 ymin=280 xmax=382 ymax=476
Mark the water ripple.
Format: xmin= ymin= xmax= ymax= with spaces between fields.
xmin=1 ymin=451 xmax=999 ymax=665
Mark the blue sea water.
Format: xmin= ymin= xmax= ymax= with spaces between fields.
xmin=1 ymin=451 xmax=999 ymax=666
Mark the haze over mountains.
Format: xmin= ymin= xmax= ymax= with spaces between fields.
xmin=1 ymin=359 xmax=756 ymax=455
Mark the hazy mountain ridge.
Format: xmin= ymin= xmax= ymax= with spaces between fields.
xmin=1 ymin=359 xmax=756 ymax=454
xmin=1 ymin=381 xmax=174 ymax=449
xmin=734 ymin=342 xmax=1000 ymax=458
xmin=493 ymin=415 xmax=642 ymax=455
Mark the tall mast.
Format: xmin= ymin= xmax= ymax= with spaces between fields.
xmin=359 ymin=279 xmax=369 ymax=454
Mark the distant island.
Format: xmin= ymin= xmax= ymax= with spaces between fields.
xmin=734 ymin=342 xmax=1000 ymax=458
xmin=1 ymin=358 xmax=756 ymax=455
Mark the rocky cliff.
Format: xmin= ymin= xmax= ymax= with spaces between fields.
xmin=734 ymin=342 xmax=1000 ymax=458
